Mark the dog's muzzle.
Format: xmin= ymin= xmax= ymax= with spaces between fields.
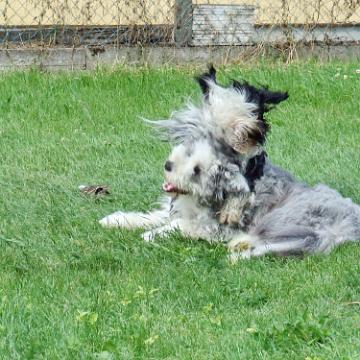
xmin=162 ymin=182 xmax=189 ymax=195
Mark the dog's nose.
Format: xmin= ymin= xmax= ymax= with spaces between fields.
xmin=164 ymin=161 xmax=173 ymax=172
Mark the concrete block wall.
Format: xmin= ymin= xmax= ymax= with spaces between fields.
xmin=192 ymin=5 xmax=255 ymax=46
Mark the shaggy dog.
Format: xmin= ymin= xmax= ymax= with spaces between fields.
xmin=100 ymin=67 xmax=360 ymax=259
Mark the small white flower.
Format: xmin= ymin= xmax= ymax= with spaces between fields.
xmin=144 ymin=335 xmax=159 ymax=345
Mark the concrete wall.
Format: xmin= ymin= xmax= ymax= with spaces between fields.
xmin=1 ymin=44 xmax=360 ymax=71
xmin=1 ymin=1 xmax=360 ymax=26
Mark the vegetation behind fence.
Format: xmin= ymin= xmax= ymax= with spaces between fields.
xmin=1 ymin=0 xmax=360 ymax=47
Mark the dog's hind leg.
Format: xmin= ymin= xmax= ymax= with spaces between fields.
xmin=227 ymin=227 xmax=323 ymax=261
xmin=228 ymin=240 xmax=306 ymax=263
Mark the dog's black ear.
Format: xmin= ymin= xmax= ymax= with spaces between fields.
xmin=196 ymin=64 xmax=217 ymax=98
xmin=231 ymin=80 xmax=288 ymax=145
xmin=232 ymin=80 xmax=288 ymax=111
xmin=232 ymin=80 xmax=289 ymax=115
xmin=260 ymin=89 xmax=289 ymax=106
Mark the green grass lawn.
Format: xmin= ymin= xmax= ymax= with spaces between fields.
xmin=0 ymin=62 xmax=360 ymax=359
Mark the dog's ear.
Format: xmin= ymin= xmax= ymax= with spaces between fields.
xmin=231 ymin=80 xmax=288 ymax=147
xmin=231 ymin=119 xmax=267 ymax=153
xmin=232 ymin=80 xmax=288 ymax=113
xmin=260 ymin=88 xmax=289 ymax=107
xmin=196 ymin=64 xmax=217 ymax=99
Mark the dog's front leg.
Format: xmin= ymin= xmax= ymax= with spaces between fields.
xmin=99 ymin=209 xmax=169 ymax=229
xmin=211 ymin=163 xmax=251 ymax=226
xmin=141 ymin=219 xmax=181 ymax=242
xmin=99 ymin=205 xmax=170 ymax=229
xmin=219 ymin=193 xmax=250 ymax=225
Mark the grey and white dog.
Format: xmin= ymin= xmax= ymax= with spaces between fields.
xmin=100 ymin=67 xmax=360 ymax=259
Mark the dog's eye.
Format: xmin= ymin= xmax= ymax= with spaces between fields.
xmin=193 ymin=165 xmax=201 ymax=176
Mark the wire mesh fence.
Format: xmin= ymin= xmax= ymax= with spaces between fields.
xmin=0 ymin=0 xmax=360 ymax=48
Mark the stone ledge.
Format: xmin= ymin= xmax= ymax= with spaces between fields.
xmin=0 ymin=45 xmax=359 ymax=71
xmin=0 ymin=48 xmax=86 ymax=70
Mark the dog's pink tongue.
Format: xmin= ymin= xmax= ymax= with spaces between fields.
xmin=163 ymin=182 xmax=176 ymax=192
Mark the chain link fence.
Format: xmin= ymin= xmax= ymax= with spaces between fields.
xmin=1 ymin=0 xmax=360 ymax=48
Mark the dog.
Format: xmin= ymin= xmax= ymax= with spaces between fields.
xmin=100 ymin=67 xmax=360 ymax=259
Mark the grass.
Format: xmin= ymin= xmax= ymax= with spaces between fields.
xmin=0 ymin=62 xmax=360 ymax=359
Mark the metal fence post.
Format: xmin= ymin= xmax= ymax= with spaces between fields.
xmin=174 ymin=0 xmax=193 ymax=46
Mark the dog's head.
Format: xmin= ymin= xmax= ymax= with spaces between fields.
xmin=162 ymin=138 xmax=246 ymax=204
xmin=162 ymin=139 xmax=217 ymax=198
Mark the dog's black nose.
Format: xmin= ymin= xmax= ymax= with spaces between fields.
xmin=164 ymin=161 xmax=173 ymax=172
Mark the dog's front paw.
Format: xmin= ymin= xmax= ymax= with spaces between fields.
xmin=219 ymin=209 xmax=241 ymax=225
xmin=219 ymin=195 xmax=253 ymax=226
xmin=141 ymin=231 xmax=156 ymax=242
xmin=99 ymin=211 xmax=128 ymax=228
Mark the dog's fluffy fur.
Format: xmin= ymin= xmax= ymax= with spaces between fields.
xmin=99 ymin=139 xmax=247 ymax=242
xmin=100 ymin=67 xmax=360 ymax=259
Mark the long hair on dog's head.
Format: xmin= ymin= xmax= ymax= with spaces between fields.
xmin=151 ymin=66 xmax=288 ymax=158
